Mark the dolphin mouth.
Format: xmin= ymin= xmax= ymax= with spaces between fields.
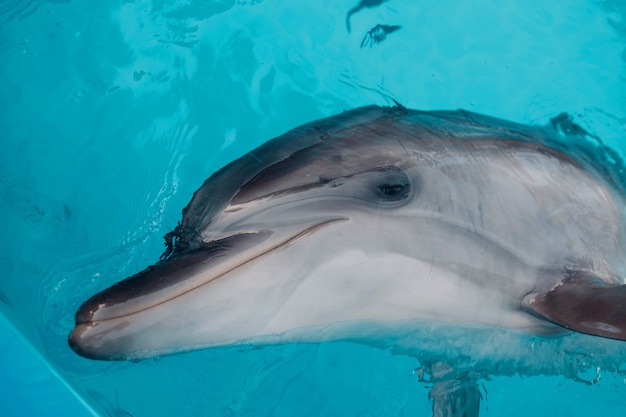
xmin=72 ymin=218 xmax=348 ymax=329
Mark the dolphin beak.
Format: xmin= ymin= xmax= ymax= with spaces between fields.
xmin=68 ymin=232 xmax=274 ymax=360
xmin=68 ymin=218 xmax=347 ymax=360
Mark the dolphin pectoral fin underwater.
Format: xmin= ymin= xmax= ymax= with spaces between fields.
xmin=430 ymin=379 xmax=481 ymax=417
xmin=419 ymin=362 xmax=481 ymax=417
xmin=70 ymin=105 xmax=626 ymax=416
xmin=523 ymin=273 xmax=626 ymax=340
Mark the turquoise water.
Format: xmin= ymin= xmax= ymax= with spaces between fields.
xmin=1 ymin=0 xmax=626 ymax=416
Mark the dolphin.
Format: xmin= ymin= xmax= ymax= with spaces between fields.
xmin=69 ymin=105 xmax=626 ymax=416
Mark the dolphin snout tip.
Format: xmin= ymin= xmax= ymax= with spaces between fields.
xmin=69 ymin=299 xmax=102 ymax=359
xmin=68 ymin=323 xmax=124 ymax=361
xmin=68 ymin=324 xmax=97 ymax=359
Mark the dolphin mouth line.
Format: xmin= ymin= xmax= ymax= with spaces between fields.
xmin=77 ymin=217 xmax=349 ymax=326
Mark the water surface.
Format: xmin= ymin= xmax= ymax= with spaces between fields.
xmin=1 ymin=0 xmax=625 ymax=415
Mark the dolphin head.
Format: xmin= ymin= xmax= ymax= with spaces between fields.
xmin=69 ymin=106 xmax=424 ymax=359
xmin=69 ymin=106 xmax=626 ymax=360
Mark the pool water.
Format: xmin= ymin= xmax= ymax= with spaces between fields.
xmin=1 ymin=0 xmax=625 ymax=416
xmin=0 ymin=313 xmax=96 ymax=416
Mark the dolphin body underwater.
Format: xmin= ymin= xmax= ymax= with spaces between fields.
xmin=70 ymin=105 xmax=626 ymax=416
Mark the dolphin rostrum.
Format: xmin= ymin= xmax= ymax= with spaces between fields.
xmin=69 ymin=105 xmax=626 ymax=416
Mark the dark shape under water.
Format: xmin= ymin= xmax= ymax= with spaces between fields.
xmin=345 ymin=0 xmax=391 ymax=33
xmin=360 ymin=23 xmax=402 ymax=48
xmin=69 ymin=105 xmax=626 ymax=417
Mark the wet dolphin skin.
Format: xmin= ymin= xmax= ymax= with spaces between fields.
xmin=69 ymin=106 xmax=626 ymax=378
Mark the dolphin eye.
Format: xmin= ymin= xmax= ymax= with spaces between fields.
xmin=373 ymin=168 xmax=412 ymax=202
xmin=378 ymin=183 xmax=408 ymax=197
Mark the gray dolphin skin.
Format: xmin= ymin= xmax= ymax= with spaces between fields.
xmin=69 ymin=105 xmax=626 ymax=416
